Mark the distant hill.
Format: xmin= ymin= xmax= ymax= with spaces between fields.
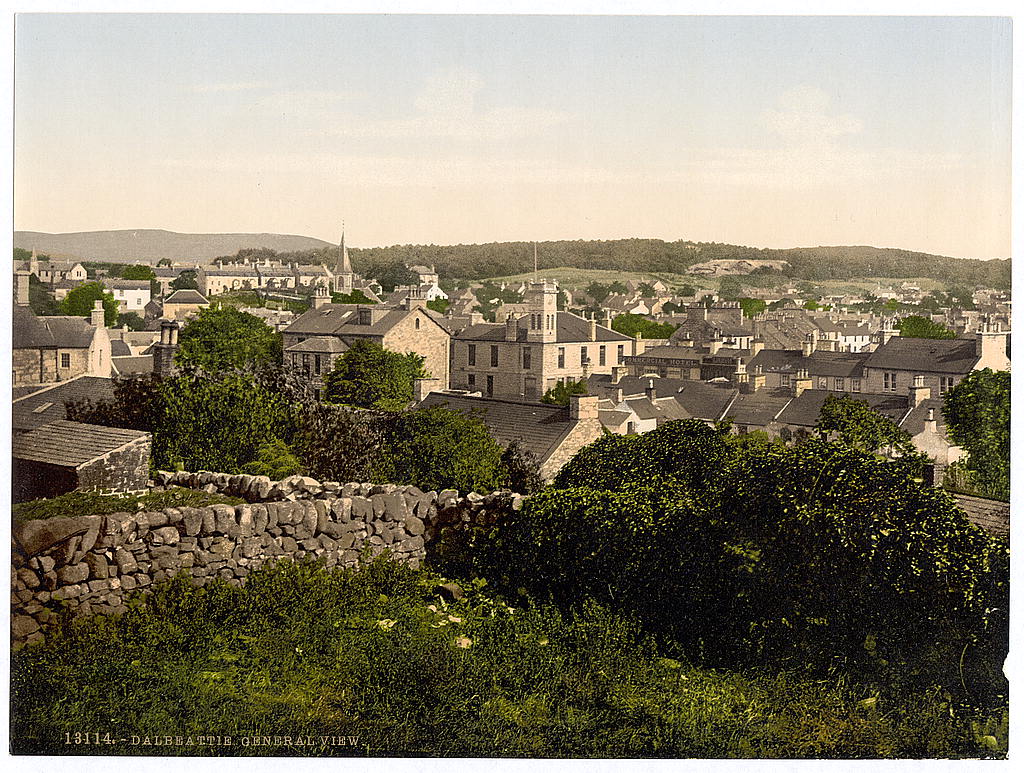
xmin=13 ymin=229 xmax=333 ymax=263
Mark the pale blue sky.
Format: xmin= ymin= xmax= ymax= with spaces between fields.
xmin=14 ymin=14 xmax=1012 ymax=257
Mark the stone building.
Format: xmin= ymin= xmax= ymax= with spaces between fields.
xmin=283 ymin=296 xmax=451 ymax=388
xmin=417 ymin=392 xmax=604 ymax=480
xmin=450 ymin=280 xmax=635 ymax=401
xmin=13 ymin=277 xmax=112 ymax=387
xmin=161 ymin=288 xmax=210 ymax=321
xmin=12 ymin=420 xmax=151 ymax=503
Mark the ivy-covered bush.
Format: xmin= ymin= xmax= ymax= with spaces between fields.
xmin=468 ymin=420 xmax=1008 ymax=709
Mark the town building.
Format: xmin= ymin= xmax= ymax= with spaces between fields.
xmin=13 ymin=275 xmax=112 ymax=387
xmin=417 ymin=392 xmax=604 ymax=480
xmin=160 ymin=288 xmax=211 ymax=321
xmin=12 ymin=420 xmax=151 ymax=503
xmin=450 ymin=280 xmax=636 ymax=401
xmin=106 ymin=278 xmax=152 ymax=314
xmin=282 ymin=294 xmax=451 ymax=389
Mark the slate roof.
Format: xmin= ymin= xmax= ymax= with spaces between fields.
xmin=900 ymin=397 xmax=949 ymax=436
xmin=110 ymin=340 xmax=132 ymax=357
xmin=773 ymin=389 xmax=909 ymax=428
xmin=111 ymin=355 xmax=154 ymax=376
xmin=285 ymin=336 xmax=350 ymax=354
xmin=671 ymin=381 xmax=739 ymax=421
xmin=455 ymin=312 xmax=631 ymax=343
xmin=417 ymin=393 xmax=576 ymax=465
xmin=13 ymin=306 xmax=96 ymax=349
xmin=164 ymin=289 xmax=209 ymax=305
xmin=630 ymin=345 xmax=703 ymax=362
xmin=623 ymin=397 xmax=661 ymax=421
xmin=748 ymin=349 xmax=869 ymax=378
xmin=11 ymin=376 xmax=116 ymax=433
xmin=285 ymin=304 xmax=420 ymax=337
xmin=13 ymin=420 xmax=149 ymax=468
xmin=725 ymin=388 xmax=792 ymax=427
xmin=865 ymin=337 xmax=980 ymax=374
xmin=106 ymin=279 xmax=151 ymax=290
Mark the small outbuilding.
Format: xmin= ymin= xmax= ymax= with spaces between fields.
xmin=12 ymin=420 xmax=152 ymax=503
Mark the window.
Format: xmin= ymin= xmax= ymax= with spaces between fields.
xmin=581 ymin=347 xmax=589 ymax=366
xmin=468 ymin=344 xmax=476 ymax=366
xmin=883 ymin=372 xmax=897 ymax=392
xmin=940 ymin=376 xmax=956 ymax=394
xmin=626 ymin=421 xmax=635 ymax=434
xmin=302 ymin=354 xmax=310 ymax=375
xmin=781 ymin=374 xmax=792 ymax=388
xmin=60 ymin=353 xmax=70 ymax=368
xmin=617 ymin=344 xmax=624 ymax=364
xmin=486 ymin=375 xmax=494 ymax=396
xmin=468 ymin=374 xmax=476 ymax=388
xmin=358 ymin=309 xmax=371 ymax=325
xmin=852 ymin=378 xmax=861 ymax=393
xmin=834 ymin=377 xmax=845 ymax=391
xmin=599 ymin=346 xmax=606 ymax=366
xmin=522 ymin=346 xmax=532 ymax=370
xmin=558 ymin=347 xmax=565 ymax=368
xmin=490 ymin=345 xmax=499 ymax=367
xmin=136 ymin=297 xmax=142 ymax=305
xmin=415 ymin=318 xmax=420 ymax=330
xmin=818 ymin=377 xmax=828 ymax=390
xmin=314 ymin=355 xmax=322 ymax=375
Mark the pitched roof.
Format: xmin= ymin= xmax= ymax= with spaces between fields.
xmin=164 ymin=289 xmax=209 ymax=305
xmin=865 ymin=337 xmax=980 ymax=374
xmin=285 ymin=336 xmax=350 ymax=354
xmin=11 ymin=376 xmax=117 ymax=433
xmin=110 ymin=340 xmax=132 ymax=357
xmin=455 ymin=311 xmax=631 ymax=343
xmin=773 ymin=389 xmax=909 ymax=428
xmin=725 ymin=388 xmax=792 ymax=427
xmin=13 ymin=306 xmax=97 ymax=349
xmin=13 ymin=420 xmax=149 ymax=468
xmin=285 ymin=304 xmax=411 ymax=338
xmin=111 ymin=355 xmax=154 ymax=376
xmin=417 ymin=393 xmax=576 ymax=464
xmin=106 ymin=279 xmax=151 ymax=290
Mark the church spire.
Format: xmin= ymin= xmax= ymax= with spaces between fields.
xmin=338 ymin=224 xmax=352 ymax=275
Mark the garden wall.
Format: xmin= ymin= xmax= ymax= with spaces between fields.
xmin=11 ymin=471 xmax=524 ymax=647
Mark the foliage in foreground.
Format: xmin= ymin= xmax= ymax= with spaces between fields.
xmin=460 ymin=421 xmax=1008 ymax=712
xmin=943 ymin=369 xmax=1010 ymax=501
xmin=10 ymin=559 xmax=1005 ymax=759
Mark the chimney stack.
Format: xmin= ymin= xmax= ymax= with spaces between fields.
xmin=802 ymin=332 xmax=816 ymax=357
xmin=645 ymin=379 xmax=657 ymax=401
xmin=746 ymin=364 xmax=766 ymax=393
xmin=569 ymin=393 xmax=599 ymax=421
xmin=707 ymin=330 xmax=723 ymax=356
xmin=91 ymin=299 xmax=106 ymax=328
xmin=589 ymin=314 xmax=598 ymax=341
xmin=750 ymin=336 xmax=765 ymax=357
xmin=312 ymin=283 xmax=331 ymax=310
xmin=611 ymin=365 xmax=627 ymax=384
xmin=154 ymin=320 xmax=180 ymax=377
xmin=924 ymin=407 xmax=938 ymax=434
xmin=909 ymin=374 xmax=931 ymax=407
xmin=505 ymin=315 xmax=519 ymax=342
xmin=793 ymin=368 xmax=812 ymax=397
xmin=15 ymin=270 xmax=30 ymax=306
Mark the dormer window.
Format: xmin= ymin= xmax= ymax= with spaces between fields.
xmin=358 ymin=309 xmax=371 ymax=325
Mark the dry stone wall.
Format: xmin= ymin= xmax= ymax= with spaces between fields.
xmin=11 ymin=472 xmax=525 ymax=647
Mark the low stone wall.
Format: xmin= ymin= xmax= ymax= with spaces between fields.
xmin=11 ymin=474 xmax=525 ymax=647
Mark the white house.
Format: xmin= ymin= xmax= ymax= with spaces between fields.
xmin=106 ymin=279 xmax=152 ymax=314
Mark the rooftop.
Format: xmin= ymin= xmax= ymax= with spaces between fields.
xmin=13 ymin=420 xmax=149 ymax=468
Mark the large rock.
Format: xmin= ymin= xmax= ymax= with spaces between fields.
xmin=351 ymin=496 xmax=372 ymax=521
xmin=84 ymin=553 xmax=109 ymax=580
xmin=14 ymin=516 xmax=94 ymax=556
xmin=404 ymin=516 xmax=425 ymax=537
xmin=150 ymin=526 xmax=180 ymax=546
xmin=57 ymin=563 xmax=90 ymax=585
xmin=12 ymin=614 xmax=40 ymax=639
xmin=114 ymin=548 xmax=138 ymax=574
xmin=381 ymin=493 xmax=407 ymax=522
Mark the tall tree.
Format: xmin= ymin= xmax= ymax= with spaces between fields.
xmin=815 ymin=395 xmax=926 ymax=472
xmin=59 ymin=282 xmax=119 ymax=325
xmin=943 ymin=369 xmax=1010 ymax=499
xmin=170 ymin=270 xmax=199 ymax=291
xmin=175 ymin=307 xmax=282 ymax=373
xmin=897 ymin=315 xmax=957 ymax=340
xmin=324 ymin=339 xmax=427 ymax=411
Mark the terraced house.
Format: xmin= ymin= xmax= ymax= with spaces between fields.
xmin=450 ymin=280 xmax=635 ymax=400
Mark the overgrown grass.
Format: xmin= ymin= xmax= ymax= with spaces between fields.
xmin=12 ymin=488 xmax=245 ymax=524
xmin=10 ymin=559 xmax=1005 ymax=758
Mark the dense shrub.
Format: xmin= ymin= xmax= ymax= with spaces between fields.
xmin=473 ymin=421 xmax=1008 ymax=709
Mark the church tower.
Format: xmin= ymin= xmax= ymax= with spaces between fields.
xmin=334 ymin=225 xmax=354 ymax=293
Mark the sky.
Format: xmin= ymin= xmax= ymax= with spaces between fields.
xmin=13 ymin=14 xmax=1013 ymax=258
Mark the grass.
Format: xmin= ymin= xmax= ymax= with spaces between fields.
xmin=12 ymin=488 xmax=245 ymax=524
xmin=10 ymin=558 xmax=1006 ymax=759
